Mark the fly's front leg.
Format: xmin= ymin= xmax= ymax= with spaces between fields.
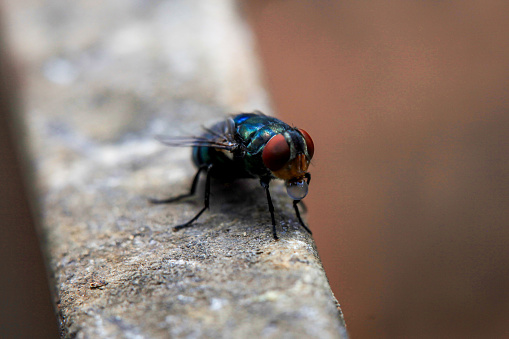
xmin=149 ymin=164 xmax=208 ymax=204
xmin=173 ymin=164 xmax=214 ymax=231
xmin=261 ymin=179 xmax=278 ymax=240
xmin=305 ymin=172 xmax=311 ymax=185
xmin=293 ymin=172 xmax=312 ymax=234
xmin=293 ymin=200 xmax=312 ymax=235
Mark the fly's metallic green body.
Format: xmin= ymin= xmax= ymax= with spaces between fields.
xmin=151 ymin=111 xmax=315 ymax=240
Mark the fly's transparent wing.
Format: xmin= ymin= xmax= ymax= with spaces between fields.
xmin=155 ymin=118 xmax=238 ymax=151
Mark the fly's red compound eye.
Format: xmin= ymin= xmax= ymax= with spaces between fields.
xmin=299 ymin=129 xmax=314 ymax=159
xmin=262 ymin=134 xmax=290 ymax=171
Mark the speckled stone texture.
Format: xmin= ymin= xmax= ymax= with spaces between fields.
xmin=3 ymin=0 xmax=347 ymax=337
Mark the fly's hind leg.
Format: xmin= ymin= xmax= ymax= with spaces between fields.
xmin=149 ymin=164 xmax=213 ymax=231
xmin=173 ymin=164 xmax=213 ymax=231
xmin=149 ymin=164 xmax=208 ymax=204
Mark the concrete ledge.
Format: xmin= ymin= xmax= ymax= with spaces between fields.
xmin=4 ymin=0 xmax=347 ymax=337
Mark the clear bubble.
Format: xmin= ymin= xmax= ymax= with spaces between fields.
xmin=286 ymin=180 xmax=308 ymax=200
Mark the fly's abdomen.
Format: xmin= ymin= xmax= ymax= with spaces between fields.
xmin=192 ymin=144 xmax=252 ymax=180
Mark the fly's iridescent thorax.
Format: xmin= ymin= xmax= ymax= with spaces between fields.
xmin=234 ymin=114 xmax=290 ymax=154
xmin=230 ymin=114 xmax=289 ymax=178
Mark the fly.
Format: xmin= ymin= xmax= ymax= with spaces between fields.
xmin=150 ymin=111 xmax=314 ymax=240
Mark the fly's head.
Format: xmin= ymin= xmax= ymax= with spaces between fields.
xmin=262 ymin=128 xmax=314 ymax=200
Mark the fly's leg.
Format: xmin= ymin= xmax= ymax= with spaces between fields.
xmin=149 ymin=164 xmax=208 ymax=204
xmin=173 ymin=164 xmax=213 ymax=231
xmin=149 ymin=164 xmax=213 ymax=231
xmin=261 ymin=179 xmax=278 ymax=240
xmin=299 ymin=200 xmax=308 ymax=213
xmin=293 ymin=200 xmax=312 ymax=235
xmin=293 ymin=173 xmax=312 ymax=234
xmin=298 ymin=172 xmax=312 ymax=213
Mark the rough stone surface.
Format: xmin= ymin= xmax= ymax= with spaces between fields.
xmin=3 ymin=0 xmax=347 ymax=338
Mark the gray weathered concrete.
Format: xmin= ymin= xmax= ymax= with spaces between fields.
xmin=3 ymin=0 xmax=347 ymax=337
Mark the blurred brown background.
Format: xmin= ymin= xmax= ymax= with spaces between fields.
xmin=245 ymin=1 xmax=509 ymax=338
